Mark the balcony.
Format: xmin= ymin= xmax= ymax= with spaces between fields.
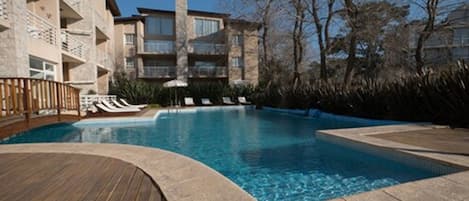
xmin=60 ymin=0 xmax=83 ymax=20
xmin=26 ymin=10 xmax=57 ymax=46
xmin=61 ymin=30 xmax=86 ymax=62
xmin=96 ymin=50 xmax=113 ymax=69
xmin=189 ymin=66 xmax=227 ymax=78
xmin=189 ymin=43 xmax=226 ymax=55
xmin=143 ymin=40 xmax=175 ymax=54
xmin=0 ymin=0 xmax=8 ymax=29
xmin=94 ymin=10 xmax=109 ymax=39
xmin=141 ymin=66 xmax=177 ymax=78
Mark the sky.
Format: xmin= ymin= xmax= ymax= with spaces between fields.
xmin=116 ymin=0 xmax=219 ymax=17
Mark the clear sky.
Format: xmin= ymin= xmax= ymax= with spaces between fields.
xmin=116 ymin=0 xmax=219 ymax=17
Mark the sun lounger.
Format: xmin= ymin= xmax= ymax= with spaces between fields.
xmin=201 ymin=98 xmax=213 ymax=105
xmin=95 ymin=104 xmax=138 ymax=113
xmin=222 ymin=97 xmax=235 ymax=105
xmin=120 ymin=99 xmax=147 ymax=109
xmin=238 ymin=97 xmax=252 ymax=105
xmin=184 ymin=97 xmax=195 ymax=106
xmin=112 ymin=99 xmax=139 ymax=109
xmin=102 ymin=100 xmax=140 ymax=112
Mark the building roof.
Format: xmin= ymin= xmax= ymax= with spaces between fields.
xmin=107 ymin=0 xmax=121 ymax=16
xmin=137 ymin=7 xmax=231 ymax=18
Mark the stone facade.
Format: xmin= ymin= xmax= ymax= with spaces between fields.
xmin=113 ymin=2 xmax=260 ymax=86
xmin=0 ymin=0 xmax=120 ymax=94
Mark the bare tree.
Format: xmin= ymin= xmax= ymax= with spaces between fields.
xmin=308 ymin=0 xmax=336 ymax=81
xmin=291 ymin=0 xmax=307 ymax=83
xmin=342 ymin=0 xmax=359 ymax=86
xmin=414 ymin=0 xmax=440 ymax=74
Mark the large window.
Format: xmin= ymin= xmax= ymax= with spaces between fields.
xmin=454 ymin=28 xmax=469 ymax=46
xmin=195 ymin=19 xmax=220 ymax=37
xmin=195 ymin=61 xmax=216 ymax=68
xmin=125 ymin=34 xmax=135 ymax=45
xmin=125 ymin=57 xmax=135 ymax=69
xmin=146 ymin=16 xmax=174 ymax=36
xmin=29 ymin=57 xmax=55 ymax=81
xmin=453 ymin=47 xmax=469 ymax=60
xmin=232 ymin=34 xmax=243 ymax=46
xmin=232 ymin=57 xmax=243 ymax=68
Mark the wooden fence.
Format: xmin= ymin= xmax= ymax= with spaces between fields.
xmin=0 ymin=78 xmax=81 ymax=137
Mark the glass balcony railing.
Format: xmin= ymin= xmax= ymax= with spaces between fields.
xmin=141 ymin=66 xmax=177 ymax=78
xmin=189 ymin=43 xmax=226 ymax=55
xmin=144 ymin=40 xmax=175 ymax=54
xmin=188 ymin=66 xmax=227 ymax=78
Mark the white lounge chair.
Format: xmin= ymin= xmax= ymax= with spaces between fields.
xmin=112 ymin=99 xmax=139 ymax=109
xmin=238 ymin=97 xmax=252 ymax=105
xmin=95 ymin=103 xmax=138 ymax=113
xmin=184 ymin=97 xmax=195 ymax=106
xmin=222 ymin=97 xmax=235 ymax=105
xmin=120 ymin=99 xmax=147 ymax=109
xmin=102 ymin=100 xmax=140 ymax=112
xmin=201 ymin=98 xmax=213 ymax=105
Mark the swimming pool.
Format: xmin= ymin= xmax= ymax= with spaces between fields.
xmin=0 ymin=108 xmax=455 ymax=201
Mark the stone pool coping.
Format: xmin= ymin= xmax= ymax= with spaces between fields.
xmin=0 ymin=143 xmax=256 ymax=201
xmin=318 ymin=124 xmax=469 ymax=201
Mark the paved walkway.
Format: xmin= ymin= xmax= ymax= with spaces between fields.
xmin=318 ymin=125 xmax=469 ymax=201
xmin=0 ymin=153 xmax=165 ymax=201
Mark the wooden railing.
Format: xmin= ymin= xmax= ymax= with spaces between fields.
xmin=0 ymin=78 xmax=81 ymax=121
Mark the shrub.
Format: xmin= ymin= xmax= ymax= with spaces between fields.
xmin=254 ymin=65 xmax=469 ymax=127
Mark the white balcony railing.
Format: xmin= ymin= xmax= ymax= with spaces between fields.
xmin=26 ymin=10 xmax=57 ymax=46
xmin=141 ymin=66 xmax=177 ymax=78
xmin=80 ymin=95 xmax=117 ymax=111
xmin=61 ymin=30 xmax=86 ymax=59
xmin=0 ymin=0 xmax=8 ymax=21
xmin=144 ymin=40 xmax=175 ymax=54
xmin=189 ymin=43 xmax=226 ymax=55
xmin=189 ymin=66 xmax=227 ymax=78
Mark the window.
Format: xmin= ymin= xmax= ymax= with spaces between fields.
xmin=454 ymin=28 xmax=469 ymax=46
xmin=232 ymin=57 xmax=243 ymax=68
xmin=125 ymin=34 xmax=135 ymax=45
xmin=453 ymin=47 xmax=469 ymax=60
xmin=195 ymin=61 xmax=216 ymax=68
xmin=232 ymin=34 xmax=243 ymax=46
xmin=195 ymin=19 xmax=220 ymax=37
xmin=29 ymin=57 xmax=55 ymax=81
xmin=125 ymin=57 xmax=135 ymax=69
xmin=145 ymin=16 xmax=174 ymax=36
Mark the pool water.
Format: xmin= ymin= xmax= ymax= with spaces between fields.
xmin=1 ymin=109 xmax=450 ymax=200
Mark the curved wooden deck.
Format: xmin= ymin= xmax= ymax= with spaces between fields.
xmin=0 ymin=153 xmax=166 ymax=201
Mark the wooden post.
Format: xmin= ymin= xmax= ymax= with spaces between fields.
xmin=23 ymin=79 xmax=31 ymax=125
xmin=76 ymin=89 xmax=81 ymax=119
xmin=56 ymin=82 xmax=61 ymax=121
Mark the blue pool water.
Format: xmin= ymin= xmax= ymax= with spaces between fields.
xmin=1 ymin=109 xmax=451 ymax=200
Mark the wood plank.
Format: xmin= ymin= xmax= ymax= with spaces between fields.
xmin=94 ymin=163 xmax=136 ymax=201
xmin=107 ymin=165 xmax=137 ymax=201
xmin=136 ymin=173 xmax=155 ymax=201
xmin=121 ymin=168 xmax=145 ymax=201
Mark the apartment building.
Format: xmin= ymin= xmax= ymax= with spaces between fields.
xmin=409 ymin=4 xmax=469 ymax=65
xmin=0 ymin=0 xmax=120 ymax=94
xmin=114 ymin=0 xmax=260 ymax=85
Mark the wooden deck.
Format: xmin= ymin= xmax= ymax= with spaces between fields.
xmin=0 ymin=153 xmax=166 ymax=201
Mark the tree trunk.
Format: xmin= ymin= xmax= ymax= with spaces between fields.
xmin=343 ymin=0 xmax=358 ymax=86
xmin=415 ymin=0 xmax=439 ymax=74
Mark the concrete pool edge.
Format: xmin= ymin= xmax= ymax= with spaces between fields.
xmin=318 ymin=124 xmax=469 ymax=201
xmin=0 ymin=143 xmax=256 ymax=201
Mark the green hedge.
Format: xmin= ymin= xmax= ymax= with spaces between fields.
xmin=253 ymin=66 xmax=469 ymax=127
xmin=109 ymin=76 xmax=255 ymax=106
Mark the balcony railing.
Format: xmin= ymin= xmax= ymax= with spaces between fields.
xmin=0 ymin=0 xmax=7 ymax=21
xmin=189 ymin=43 xmax=226 ymax=55
xmin=141 ymin=66 xmax=177 ymax=78
xmin=144 ymin=40 xmax=175 ymax=54
xmin=189 ymin=66 xmax=227 ymax=78
xmin=26 ymin=10 xmax=57 ymax=46
xmin=61 ymin=30 xmax=86 ymax=59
